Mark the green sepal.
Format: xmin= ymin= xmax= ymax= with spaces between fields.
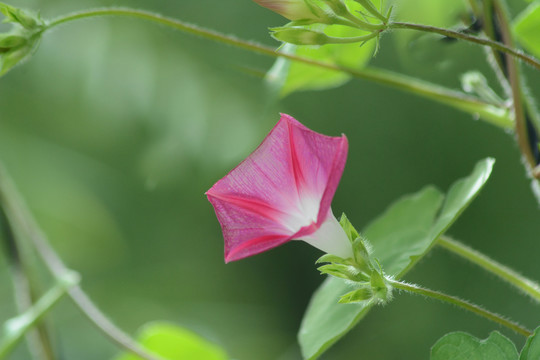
xmin=0 ymin=33 xmax=26 ymax=50
xmin=0 ymin=3 xmax=42 ymax=30
xmin=317 ymin=264 xmax=369 ymax=282
xmin=370 ymin=262 xmax=391 ymax=303
xmin=351 ymin=237 xmax=373 ymax=272
xmin=315 ymin=254 xmax=353 ymax=265
xmin=271 ymin=27 xmax=331 ymax=46
xmin=339 ymin=213 xmax=359 ymax=243
xmin=338 ymin=287 xmax=372 ymax=304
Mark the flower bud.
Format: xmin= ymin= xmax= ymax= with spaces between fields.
xmin=0 ymin=3 xmax=42 ymax=30
xmin=0 ymin=33 xmax=26 ymax=50
xmin=253 ymin=0 xmax=327 ymax=22
xmin=271 ymin=28 xmax=330 ymax=45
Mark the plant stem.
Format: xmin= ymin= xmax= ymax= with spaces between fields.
xmin=491 ymin=0 xmax=540 ymax=174
xmin=0 ymin=164 xmax=164 ymax=360
xmin=0 ymin=272 xmax=79 ymax=358
xmin=0 ymin=207 xmax=56 ymax=360
xmin=438 ymin=236 xmax=540 ymax=302
xmin=44 ymin=7 xmax=512 ymax=129
xmin=387 ymin=279 xmax=532 ymax=337
xmin=388 ymin=21 xmax=540 ymax=72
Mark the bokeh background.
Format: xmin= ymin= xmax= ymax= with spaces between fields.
xmin=1 ymin=0 xmax=540 ymax=359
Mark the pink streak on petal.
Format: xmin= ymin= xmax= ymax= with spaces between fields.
xmin=286 ymin=118 xmax=306 ymax=197
xmin=206 ymin=192 xmax=288 ymax=223
xmin=225 ymin=234 xmax=291 ymax=263
xmin=316 ymin=135 xmax=348 ymax=224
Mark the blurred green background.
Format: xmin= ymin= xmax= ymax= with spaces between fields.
xmin=1 ymin=0 xmax=540 ymax=359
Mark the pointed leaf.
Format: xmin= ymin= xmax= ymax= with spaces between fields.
xmin=520 ymin=326 xmax=540 ymax=360
xmin=431 ymin=332 xmax=518 ymax=360
xmin=514 ymin=3 xmax=540 ymax=59
xmin=299 ymin=158 xmax=495 ymax=359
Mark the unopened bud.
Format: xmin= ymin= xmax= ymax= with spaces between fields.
xmin=339 ymin=287 xmax=373 ymax=303
xmin=272 ymin=27 xmax=330 ymax=45
xmin=0 ymin=3 xmax=42 ymax=30
xmin=0 ymin=33 xmax=26 ymax=50
xmin=253 ymin=0 xmax=328 ymax=22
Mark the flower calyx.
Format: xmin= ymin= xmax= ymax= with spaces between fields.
xmin=0 ymin=3 xmax=45 ymax=77
xmin=257 ymin=0 xmax=391 ymax=47
xmin=316 ymin=213 xmax=393 ymax=304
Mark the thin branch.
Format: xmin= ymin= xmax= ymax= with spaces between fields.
xmin=388 ymin=21 xmax=540 ymax=72
xmin=0 ymin=205 xmax=56 ymax=360
xmin=0 ymin=164 xmax=164 ymax=360
xmin=388 ymin=279 xmax=532 ymax=337
xmin=438 ymin=236 xmax=540 ymax=303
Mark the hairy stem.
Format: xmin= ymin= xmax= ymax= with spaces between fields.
xmin=388 ymin=21 xmax=540 ymax=72
xmin=438 ymin=236 xmax=540 ymax=303
xmin=0 ymin=164 xmax=164 ymax=360
xmin=44 ymin=7 xmax=511 ymax=129
xmin=388 ymin=279 xmax=532 ymax=337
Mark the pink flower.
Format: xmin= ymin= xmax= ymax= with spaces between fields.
xmin=252 ymin=0 xmax=324 ymax=21
xmin=206 ymin=114 xmax=352 ymax=263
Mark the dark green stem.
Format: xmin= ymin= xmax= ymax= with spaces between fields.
xmin=388 ymin=21 xmax=540 ymax=72
xmin=388 ymin=279 xmax=532 ymax=337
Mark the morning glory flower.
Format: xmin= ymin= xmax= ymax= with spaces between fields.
xmin=206 ymin=114 xmax=352 ymax=263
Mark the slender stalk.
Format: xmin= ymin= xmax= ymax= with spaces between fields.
xmin=0 ymin=272 xmax=79 ymax=358
xmin=0 ymin=208 xmax=56 ymax=360
xmin=388 ymin=21 xmax=540 ymax=72
xmin=388 ymin=279 xmax=532 ymax=337
xmin=438 ymin=236 xmax=540 ymax=302
xmin=326 ymin=31 xmax=380 ymax=44
xmin=491 ymin=0 xmax=540 ymax=174
xmin=43 ymin=7 xmax=512 ymax=129
xmin=0 ymin=164 xmax=164 ymax=360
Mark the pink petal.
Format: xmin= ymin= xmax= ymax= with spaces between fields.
xmin=206 ymin=114 xmax=349 ymax=261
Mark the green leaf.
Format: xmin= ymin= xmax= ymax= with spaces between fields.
xmin=390 ymin=0 xmax=468 ymax=65
xmin=339 ymin=213 xmax=359 ymax=242
xmin=298 ymin=158 xmax=494 ymax=360
xmin=115 ymin=322 xmax=227 ymax=360
xmin=520 ymin=326 xmax=540 ymax=360
xmin=266 ymin=13 xmax=376 ymax=97
xmin=514 ymin=3 xmax=540 ymax=59
xmin=431 ymin=332 xmax=518 ymax=360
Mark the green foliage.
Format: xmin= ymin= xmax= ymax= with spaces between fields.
xmin=298 ymin=158 xmax=494 ymax=360
xmin=266 ymin=34 xmax=375 ymax=96
xmin=390 ymin=0 xmax=467 ymax=65
xmin=431 ymin=332 xmax=519 ymax=360
xmin=115 ymin=322 xmax=228 ymax=360
xmin=514 ymin=2 xmax=540 ymax=59
xmin=520 ymin=326 xmax=540 ymax=360
xmin=265 ymin=0 xmax=382 ymax=96
xmin=430 ymin=325 xmax=540 ymax=360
